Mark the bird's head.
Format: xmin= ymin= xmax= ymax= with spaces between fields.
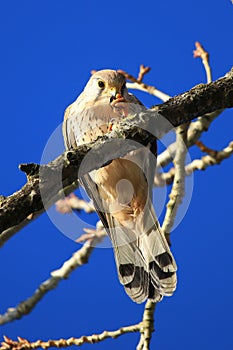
xmin=84 ymin=69 xmax=128 ymax=105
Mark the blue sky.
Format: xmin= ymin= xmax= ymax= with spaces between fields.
xmin=0 ymin=1 xmax=233 ymax=349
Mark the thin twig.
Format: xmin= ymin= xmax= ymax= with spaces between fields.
xmin=118 ymin=68 xmax=171 ymax=102
xmin=76 ymin=221 xmax=105 ymax=243
xmin=137 ymin=64 xmax=151 ymax=83
xmin=195 ymin=140 xmax=217 ymax=157
xmin=185 ymin=140 xmax=233 ymax=173
xmin=127 ymin=82 xmax=171 ymax=102
xmin=193 ymin=41 xmax=212 ymax=83
xmin=155 ymin=140 xmax=233 ymax=185
xmin=56 ymin=193 xmax=95 ymax=214
xmin=1 ymin=324 xmax=141 ymax=350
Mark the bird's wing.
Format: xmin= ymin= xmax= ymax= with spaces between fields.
xmin=63 ymin=103 xmax=79 ymax=150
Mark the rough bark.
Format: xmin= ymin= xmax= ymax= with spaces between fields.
xmin=155 ymin=67 xmax=233 ymax=126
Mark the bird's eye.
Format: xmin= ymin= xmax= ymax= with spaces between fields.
xmin=98 ymin=80 xmax=105 ymax=89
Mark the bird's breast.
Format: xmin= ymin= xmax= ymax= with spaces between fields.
xmin=94 ymin=158 xmax=148 ymax=225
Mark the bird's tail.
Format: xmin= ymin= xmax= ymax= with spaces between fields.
xmin=107 ymin=202 xmax=177 ymax=303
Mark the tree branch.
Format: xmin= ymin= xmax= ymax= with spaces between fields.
xmin=136 ymin=301 xmax=156 ymax=350
xmin=162 ymin=124 xmax=188 ymax=242
xmin=1 ymin=323 xmax=141 ymax=350
xmin=155 ymin=140 xmax=233 ymax=186
xmin=155 ymin=68 xmax=233 ymax=126
xmin=0 ymin=68 xmax=232 ymax=244
xmin=0 ymin=227 xmax=106 ymax=326
xmin=157 ymin=109 xmax=223 ymax=169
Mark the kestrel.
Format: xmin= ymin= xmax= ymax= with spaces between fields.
xmin=63 ymin=69 xmax=177 ymax=303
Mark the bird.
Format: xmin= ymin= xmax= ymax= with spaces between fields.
xmin=62 ymin=69 xmax=177 ymax=303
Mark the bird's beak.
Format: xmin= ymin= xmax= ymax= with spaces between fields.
xmin=110 ymin=88 xmax=120 ymax=99
xmin=110 ymin=88 xmax=125 ymax=104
